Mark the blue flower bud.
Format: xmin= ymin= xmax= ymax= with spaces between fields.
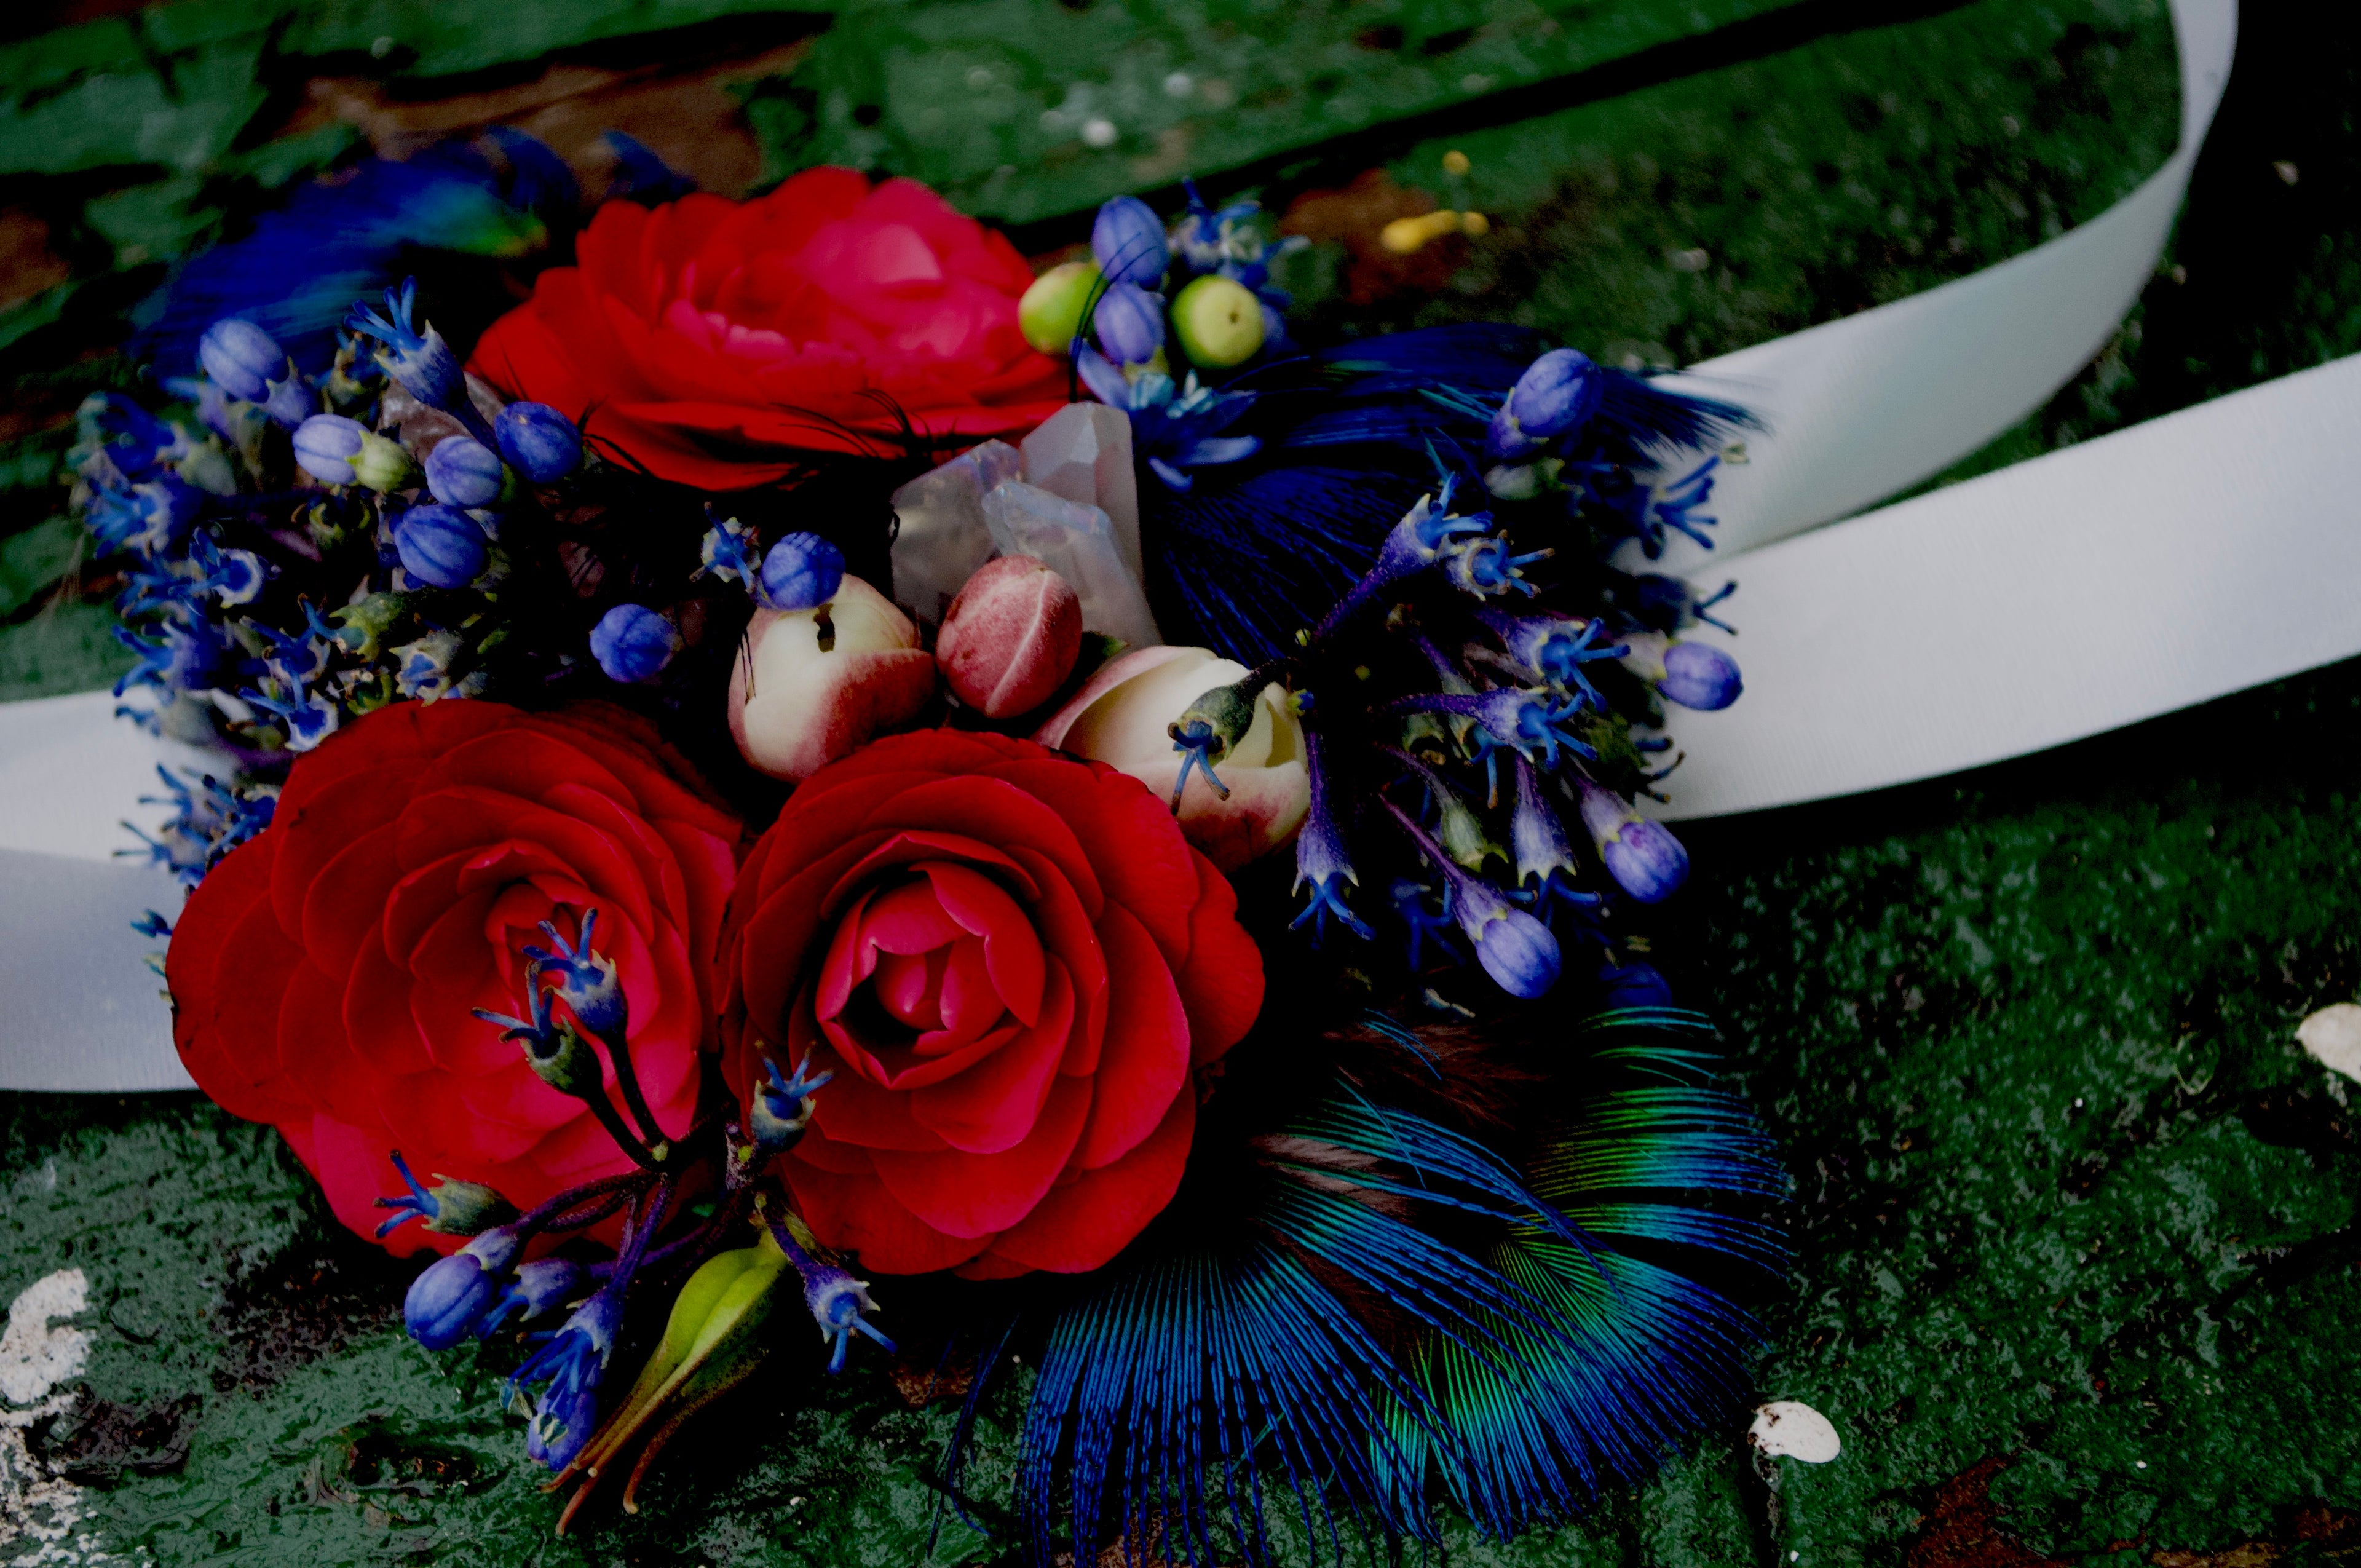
xmin=393 ymin=504 xmax=489 ymax=590
xmin=1093 ymin=281 xmax=1165 ymax=365
xmin=198 ymin=318 xmax=282 ymax=403
xmin=404 ymin=1225 xmax=521 ymax=1351
xmin=1091 ymin=195 xmax=1171 ymax=285
xmin=1576 ymin=781 xmax=1689 ymax=903
xmin=495 ymin=401 xmax=583 ymax=482
xmin=754 ymin=531 xmax=846 ymax=612
xmin=291 ymin=414 xmax=365 ymax=485
xmin=1452 ymin=877 xmax=1562 ymax=999
xmin=481 ymin=1258 xmax=590 ymax=1334
xmin=1487 ymin=349 xmax=1606 ymax=462
xmin=1659 ymin=641 xmax=1742 ymax=710
xmin=424 ymin=435 xmax=507 ymax=508
xmin=1600 ymin=961 xmax=1673 ymax=1009
xmin=260 ymin=370 xmax=315 ymax=429
xmin=1619 ymin=631 xmax=1742 ymax=711
xmin=590 ymin=604 xmax=680 ymax=683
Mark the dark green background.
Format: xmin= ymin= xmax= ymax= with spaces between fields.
xmin=3 ymin=0 xmax=2359 ymax=1562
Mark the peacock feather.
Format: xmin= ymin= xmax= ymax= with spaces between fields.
xmin=947 ymin=1008 xmax=1787 ymax=1565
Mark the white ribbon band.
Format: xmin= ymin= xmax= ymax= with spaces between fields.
xmin=0 ymin=0 xmax=2307 ymax=1090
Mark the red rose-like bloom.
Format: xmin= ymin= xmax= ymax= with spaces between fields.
xmin=718 ymin=730 xmax=1262 ymax=1278
xmin=470 ymin=167 xmax=1070 ymax=491
xmin=168 ymin=701 xmax=740 ymax=1256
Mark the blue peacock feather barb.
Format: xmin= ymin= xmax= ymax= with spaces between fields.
xmin=943 ymin=1009 xmax=1785 ymax=1566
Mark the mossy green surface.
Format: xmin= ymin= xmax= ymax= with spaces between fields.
xmin=4 ymin=0 xmax=2359 ymax=1563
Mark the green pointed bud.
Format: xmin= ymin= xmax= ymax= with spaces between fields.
xmin=1434 ymin=784 xmax=1507 ymax=874
xmin=350 ymin=429 xmax=416 ymax=493
xmin=1168 ymin=678 xmax=1262 ymax=766
xmin=421 ymin=1176 xmax=519 ymax=1237
xmin=1171 ymin=275 xmax=1265 ymax=368
xmin=1018 ymin=259 xmax=1104 ymax=355
xmin=330 ymin=592 xmax=415 ymax=658
xmin=523 ymin=1017 xmax=604 ymax=1099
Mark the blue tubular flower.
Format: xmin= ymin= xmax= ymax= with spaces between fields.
xmin=1081 ymin=351 xmax=1260 ymax=491
xmin=480 ymin=1258 xmax=589 ymax=1335
xmin=404 ymin=1224 xmax=524 ymax=1350
xmin=516 ymin=1285 xmax=625 ymax=1470
xmin=524 ymin=909 xmax=626 ymax=1039
xmin=1397 ymin=687 xmax=1596 ymax=780
xmin=590 ymin=604 xmax=679 ymax=684
xmin=346 ymin=277 xmax=496 ymax=443
xmin=1479 ymin=609 xmax=1626 ymax=708
xmin=1290 ymin=731 xmax=1374 ymax=943
xmin=424 ymin=434 xmax=506 ymax=508
xmin=1380 ymin=797 xmax=1560 ymax=998
xmin=1311 ymin=487 xmax=1489 ymax=639
xmin=767 ymin=1218 xmax=893 ymax=1376
xmin=1575 ymin=779 xmax=1690 ymax=903
xmin=494 ymin=400 xmax=583 ymax=482
xmin=1443 ymin=534 xmax=1549 ymax=600
xmin=180 ymin=534 xmax=267 ymax=608
xmin=121 ymin=765 xmax=276 ymax=886
xmin=393 ymin=630 xmax=466 ymax=700
xmin=1091 ymin=194 xmax=1171 ymax=285
xmin=85 ymin=477 xmax=201 ymax=557
xmin=112 ymin=613 xmax=226 ymax=699
xmin=695 ymin=511 xmax=761 ymax=587
xmin=197 ymin=318 xmax=282 ymax=403
xmin=242 ymin=679 xmax=342 ymax=751
xmin=78 ymin=394 xmax=194 ymax=485
xmin=1611 ymin=454 xmax=1722 ymax=557
xmin=1168 ymin=716 xmax=1231 ymax=806
xmin=750 ymin=1056 xmax=834 ymax=1152
xmin=259 ymin=368 xmax=316 ymax=429
xmin=1625 ymin=572 xmax=1737 ymax=635
xmin=1093 ymin=281 xmax=1165 ymax=365
xmin=754 ymin=531 xmax=845 ymax=611
xmin=374 ymin=1149 xmax=519 ymax=1239
xmin=392 ymin=504 xmax=489 ymax=589
xmin=1391 ymin=877 xmax=1461 ymax=968
xmin=1485 ymin=347 xmax=1607 ymax=462
xmin=1510 ymin=756 xmax=1602 ymax=924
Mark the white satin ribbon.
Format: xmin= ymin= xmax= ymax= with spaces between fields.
xmin=0 ymin=0 xmax=2279 ymax=1089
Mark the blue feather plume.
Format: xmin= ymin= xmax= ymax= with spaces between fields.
xmin=954 ymin=1009 xmax=1785 ymax=1565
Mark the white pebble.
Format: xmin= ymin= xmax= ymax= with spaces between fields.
xmin=1748 ymin=1400 xmax=1841 ymax=1463
xmin=1164 ymin=72 xmax=1194 ymax=98
xmin=2297 ymin=1003 xmax=2361 ymax=1083
xmin=0 ymin=1268 xmax=88 ymax=1405
xmin=1082 ymin=117 xmax=1118 ymax=148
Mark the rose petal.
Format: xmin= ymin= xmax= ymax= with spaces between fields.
xmin=870 ymin=1074 xmax=1090 ymax=1237
xmin=959 ymin=1090 xmax=1196 ymax=1275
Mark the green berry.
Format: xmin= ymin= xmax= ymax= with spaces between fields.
xmin=1171 ymin=275 xmax=1265 ymax=368
xmin=1018 ymin=260 xmax=1103 ymax=355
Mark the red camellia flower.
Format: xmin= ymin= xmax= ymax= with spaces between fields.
xmin=717 ymin=729 xmax=1263 ymax=1278
xmin=167 ymin=700 xmax=741 ymax=1256
xmin=469 ymin=167 xmax=1070 ymax=491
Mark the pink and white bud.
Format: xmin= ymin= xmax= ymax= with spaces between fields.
xmin=728 ymin=575 xmax=936 ymax=782
xmin=1033 ymin=645 xmax=1309 ymax=872
xmin=935 ymin=555 xmax=1083 ymax=718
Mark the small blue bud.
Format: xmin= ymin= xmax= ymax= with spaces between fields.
xmin=1600 ymin=961 xmax=1674 ymax=1009
xmin=481 ymin=1258 xmax=590 ymax=1334
xmin=1659 ymin=641 xmax=1742 ymax=710
xmin=1576 ymin=781 xmax=1688 ymax=904
xmin=424 ymin=435 xmax=506 ymax=507
xmin=198 ymin=318 xmax=282 ymax=403
xmin=1091 ymin=195 xmax=1171 ymax=285
xmin=589 ymin=603 xmax=679 ymax=683
xmin=754 ymin=531 xmax=846 ymax=612
xmin=1450 ymin=877 xmax=1561 ymax=999
xmin=1093 ymin=281 xmax=1165 ymax=365
xmin=1487 ymin=349 xmax=1606 ymax=462
xmin=291 ymin=414 xmax=366 ymax=485
xmin=495 ymin=401 xmax=583 ymax=482
xmin=394 ymin=504 xmax=489 ymax=589
xmin=404 ymin=1225 xmax=521 ymax=1351
xmin=260 ymin=370 xmax=314 ymax=429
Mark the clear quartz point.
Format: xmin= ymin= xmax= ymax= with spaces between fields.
xmin=1020 ymin=402 xmax=1143 ymax=585
xmin=888 ymin=440 xmax=1022 ymax=626
xmin=981 ymin=480 xmax=1163 ymax=652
